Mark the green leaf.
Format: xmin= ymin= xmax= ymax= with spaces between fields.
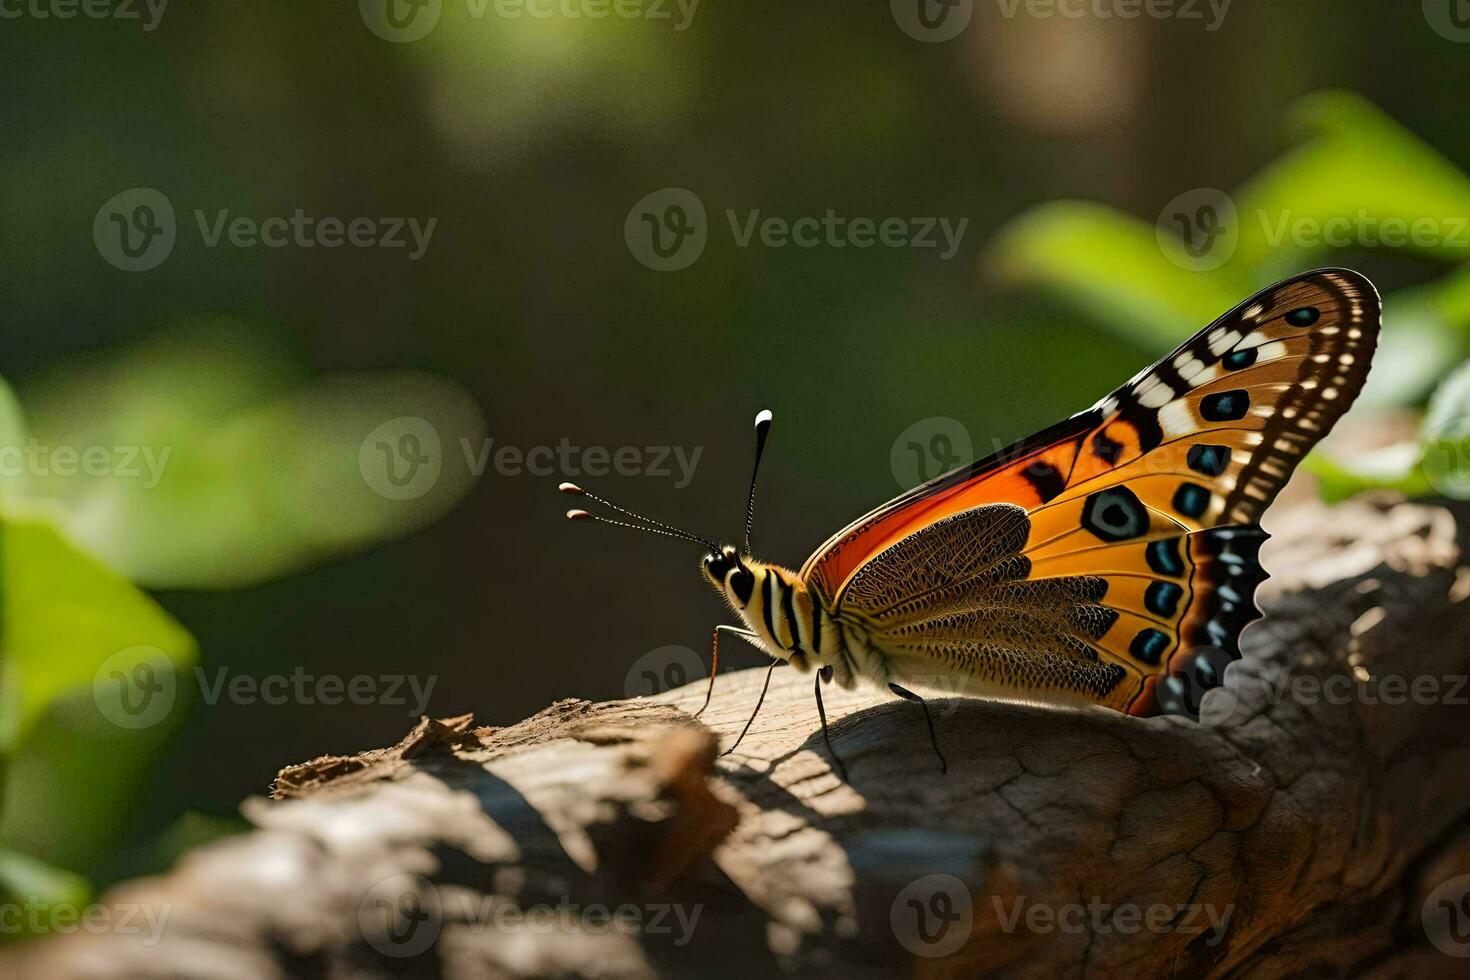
xmin=1418 ymin=360 xmax=1470 ymax=499
xmin=0 ymin=517 xmax=196 ymax=748
xmin=0 ymin=847 xmax=91 ymax=942
xmin=1356 ymin=275 xmax=1470 ymax=409
xmin=0 ymin=516 xmax=196 ymax=877
xmin=16 ymin=326 xmax=486 ymax=589
xmin=985 ymin=200 xmax=1248 ymax=349
xmin=1233 ymin=91 xmax=1470 ymax=275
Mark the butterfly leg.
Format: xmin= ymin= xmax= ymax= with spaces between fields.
xmin=698 ymin=625 xmax=763 ymax=716
xmin=888 ymin=682 xmax=948 ymax=774
xmin=814 ymin=668 xmax=848 ymax=781
xmin=720 ymin=660 xmax=781 ymax=757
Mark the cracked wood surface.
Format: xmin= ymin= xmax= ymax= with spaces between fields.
xmin=9 ymin=495 xmax=1470 ymax=979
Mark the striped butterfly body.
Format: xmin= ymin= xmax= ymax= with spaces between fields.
xmin=565 ymin=268 xmax=1380 ymax=776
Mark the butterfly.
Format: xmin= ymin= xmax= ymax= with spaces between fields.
xmin=562 ymin=268 xmax=1380 ymax=779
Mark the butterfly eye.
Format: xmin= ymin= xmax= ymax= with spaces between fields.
xmin=704 ymin=553 xmax=729 ymax=578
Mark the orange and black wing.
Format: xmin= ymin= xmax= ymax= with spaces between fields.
xmin=801 ymin=268 xmax=1380 ymax=717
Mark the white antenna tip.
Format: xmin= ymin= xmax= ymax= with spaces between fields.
xmin=558 ymin=482 xmax=585 ymax=495
xmin=754 ymin=409 xmax=773 ymax=427
xmin=566 ymin=509 xmax=592 ymax=521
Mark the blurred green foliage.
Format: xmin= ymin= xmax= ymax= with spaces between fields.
xmin=0 ymin=331 xmax=483 ymax=933
xmin=989 ymin=89 xmax=1470 ymax=501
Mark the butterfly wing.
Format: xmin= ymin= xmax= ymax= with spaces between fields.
xmin=802 ymin=268 xmax=1380 ymax=717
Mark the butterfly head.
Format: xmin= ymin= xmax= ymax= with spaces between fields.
xmin=701 ymin=545 xmax=756 ymax=605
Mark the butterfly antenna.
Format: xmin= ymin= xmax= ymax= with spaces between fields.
xmin=743 ymin=409 xmax=773 ymax=554
xmin=560 ymin=483 xmax=722 ymax=553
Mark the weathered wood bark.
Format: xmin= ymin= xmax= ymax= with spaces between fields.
xmin=10 ymin=495 xmax=1470 ymax=979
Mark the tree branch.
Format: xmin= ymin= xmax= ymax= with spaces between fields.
xmin=12 ymin=495 xmax=1470 ymax=979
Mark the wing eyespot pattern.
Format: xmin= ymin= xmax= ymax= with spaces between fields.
xmin=1200 ymin=390 xmax=1250 ymax=422
xmin=1222 ymin=348 xmax=1257 ymax=370
xmin=1187 ymin=444 xmax=1230 ymax=476
xmin=1146 ymin=537 xmax=1185 ymax=577
xmin=1172 ymin=482 xmax=1212 ymax=519
xmin=799 ymin=269 xmax=1381 ymax=722
xmin=1130 ymin=628 xmax=1170 ymax=665
xmin=1082 ymin=487 xmax=1148 ymax=542
xmin=1145 ymin=581 xmax=1183 ymax=618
